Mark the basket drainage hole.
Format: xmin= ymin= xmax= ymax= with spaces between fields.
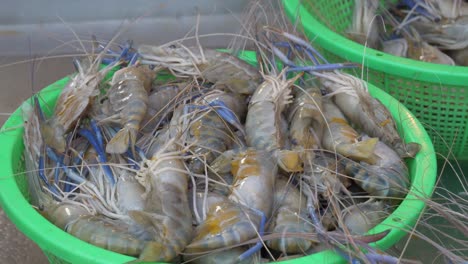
xmin=392 ymin=217 xmax=402 ymax=222
xmin=376 ymin=53 xmax=384 ymax=57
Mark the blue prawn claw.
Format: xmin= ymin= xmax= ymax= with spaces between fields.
xmin=267 ymin=32 xmax=360 ymax=74
xmin=99 ymin=39 xmax=137 ymax=65
xmin=78 ymin=128 xmax=115 ymax=185
xmin=33 ymin=96 xmax=64 ymax=196
xmin=125 ymin=145 xmax=145 ymax=170
xmin=364 ymin=253 xmax=399 ymax=264
xmin=274 ymin=41 xmax=323 ymax=64
xmin=400 ymin=0 xmax=441 ymax=21
xmin=90 ymin=120 xmax=105 ymax=152
xmin=46 ymin=146 xmax=86 ymax=184
xmin=38 ymin=156 xmax=60 ymax=197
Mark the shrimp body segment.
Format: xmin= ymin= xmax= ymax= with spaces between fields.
xmin=245 ymin=72 xmax=303 ymax=172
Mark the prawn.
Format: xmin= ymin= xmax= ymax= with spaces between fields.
xmin=186 ymin=149 xmax=277 ymax=259
xmin=41 ymin=48 xmax=122 ymax=153
xmin=138 ymin=43 xmax=262 ymax=95
xmin=141 ymin=82 xmax=188 ymax=133
xmin=41 ymin=199 xmax=166 ymax=260
xmin=23 ymin=101 xmax=161 ymax=259
xmin=341 ymin=200 xmax=387 ymax=235
xmin=343 ymin=135 xmax=410 ymax=199
xmin=98 ymin=65 xmax=156 ymax=154
xmin=266 ymin=178 xmax=316 ymax=254
xmin=302 ymin=151 xmax=351 ymax=200
xmin=186 ymin=90 xmax=247 ymax=174
xmin=245 ymin=70 xmax=303 ymax=172
xmin=205 ymin=149 xmax=238 ymax=196
xmin=130 ymin=137 xmax=193 ymax=262
xmin=318 ymin=71 xmax=421 ymax=158
xmin=347 ymin=0 xmax=381 ymax=49
xmin=321 ymin=98 xmax=379 ymax=164
xmin=287 ymin=81 xmax=325 ymax=150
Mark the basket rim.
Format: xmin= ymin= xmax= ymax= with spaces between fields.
xmin=0 ymin=51 xmax=437 ymax=264
xmin=282 ymin=0 xmax=468 ymax=87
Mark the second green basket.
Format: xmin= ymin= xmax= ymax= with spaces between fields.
xmin=283 ymin=0 xmax=468 ymax=160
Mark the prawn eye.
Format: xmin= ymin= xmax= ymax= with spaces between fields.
xmin=169 ymin=44 xmax=177 ymax=49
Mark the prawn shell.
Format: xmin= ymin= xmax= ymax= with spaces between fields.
xmin=66 ymin=216 xmax=145 ymax=257
xmin=185 ymin=200 xmax=260 ymax=251
xmin=267 ymin=178 xmax=315 ymax=254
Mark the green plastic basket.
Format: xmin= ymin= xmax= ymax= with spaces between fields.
xmin=0 ymin=51 xmax=436 ymax=264
xmin=282 ymin=0 xmax=468 ymax=160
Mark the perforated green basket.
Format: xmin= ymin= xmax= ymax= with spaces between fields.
xmin=282 ymin=0 xmax=468 ymax=160
xmin=0 ymin=51 xmax=436 ymax=264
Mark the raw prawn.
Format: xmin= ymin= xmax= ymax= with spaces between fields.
xmin=288 ymin=82 xmax=325 ymax=150
xmin=343 ymin=135 xmax=410 ymax=199
xmin=187 ymin=90 xmax=247 ymax=174
xmin=267 ymin=178 xmax=316 ymax=254
xmin=138 ymin=44 xmax=262 ymax=95
xmin=318 ymin=71 xmax=421 ymax=158
xmin=321 ymin=98 xmax=379 ymax=164
xmin=130 ymin=138 xmax=193 ymax=262
xmin=341 ymin=200 xmax=387 ymax=235
xmin=42 ymin=55 xmax=120 ymax=152
xmin=102 ymin=65 xmax=156 ymax=154
xmin=186 ymin=149 xmax=277 ymax=258
xmin=245 ymin=70 xmax=303 ymax=172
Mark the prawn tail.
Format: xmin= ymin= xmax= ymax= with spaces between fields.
xmin=338 ymin=137 xmax=379 ymax=164
xmin=396 ymin=142 xmax=421 ymax=158
xmin=106 ymin=126 xmax=137 ymax=154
